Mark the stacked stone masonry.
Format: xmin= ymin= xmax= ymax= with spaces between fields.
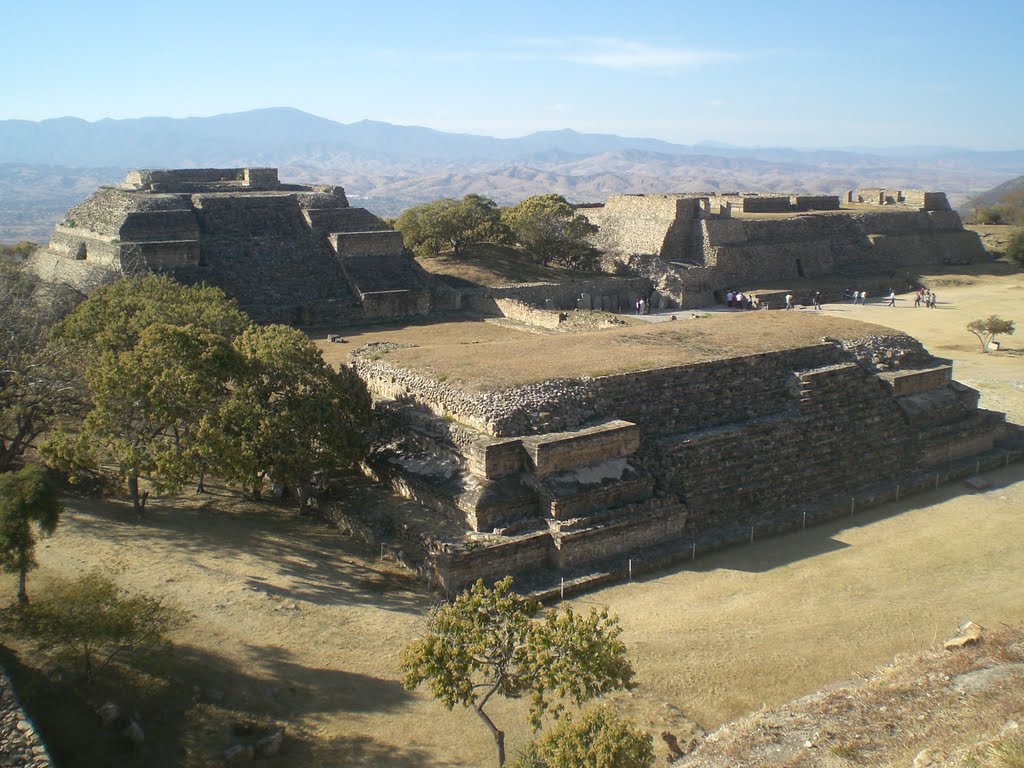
xmin=359 ymin=333 xmax=1016 ymax=593
xmin=0 ymin=667 xmax=52 ymax=767
xmin=46 ymin=168 xmax=446 ymax=325
xmin=584 ymin=191 xmax=984 ymax=309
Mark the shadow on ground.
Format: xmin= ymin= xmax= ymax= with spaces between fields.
xmin=62 ymin=486 xmax=426 ymax=615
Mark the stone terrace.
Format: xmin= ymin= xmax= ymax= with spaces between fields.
xmin=331 ymin=312 xmax=1019 ymax=593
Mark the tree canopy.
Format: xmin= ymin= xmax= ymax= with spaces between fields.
xmin=216 ymin=324 xmax=372 ymax=505
xmin=501 ymin=195 xmax=598 ymax=270
xmin=1007 ymin=230 xmax=1024 ymax=267
xmin=508 ymin=706 xmax=655 ymax=768
xmin=400 ymin=577 xmax=635 ymax=767
xmin=0 ymin=464 xmax=62 ymax=603
xmin=44 ymin=274 xmax=371 ymax=516
xmin=4 ymin=568 xmax=187 ymax=681
xmin=966 ymin=315 xmax=1015 ymax=352
xmin=0 ymin=262 xmax=87 ymax=471
xmin=395 ymin=194 xmax=510 ymax=257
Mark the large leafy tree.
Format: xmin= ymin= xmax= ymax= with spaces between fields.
xmin=501 ymin=195 xmax=598 ymax=270
xmin=400 ymin=577 xmax=635 ymax=768
xmin=395 ymin=195 xmax=510 ymax=257
xmin=1007 ymin=230 xmax=1024 ymax=267
xmin=0 ymin=262 xmax=87 ymax=472
xmin=45 ymin=276 xmax=248 ymax=517
xmin=216 ymin=324 xmax=372 ymax=507
xmin=0 ymin=463 xmax=63 ymax=603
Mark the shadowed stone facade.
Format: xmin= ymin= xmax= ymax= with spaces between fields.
xmin=585 ymin=191 xmax=985 ymax=309
xmin=354 ymin=325 xmax=1022 ymax=594
xmin=44 ymin=168 xmax=455 ymax=324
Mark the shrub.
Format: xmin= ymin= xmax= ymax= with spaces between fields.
xmin=2 ymin=569 xmax=187 ymax=681
xmin=1007 ymin=231 xmax=1024 ymax=267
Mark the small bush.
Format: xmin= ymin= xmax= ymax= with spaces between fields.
xmin=1006 ymin=231 xmax=1024 ymax=267
xmin=508 ymin=706 xmax=655 ymax=768
xmin=2 ymin=569 xmax=188 ymax=681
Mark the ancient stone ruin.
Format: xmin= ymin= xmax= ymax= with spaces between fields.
xmin=42 ymin=168 xmax=454 ymax=324
xmin=36 ymin=170 xmax=1022 ymax=595
xmin=354 ymin=317 xmax=1021 ymax=594
xmin=585 ymin=191 xmax=985 ymax=308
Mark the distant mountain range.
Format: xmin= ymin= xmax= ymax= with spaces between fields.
xmin=2 ymin=107 xmax=1022 ymax=242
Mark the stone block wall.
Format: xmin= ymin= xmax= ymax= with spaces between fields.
xmin=331 ymin=230 xmax=404 ymax=258
xmin=792 ymin=195 xmax=841 ymax=211
xmin=586 ymin=195 xmax=703 ymax=258
xmin=493 ymin=298 xmax=565 ymax=329
xmin=364 ymin=324 xmax=1017 ymax=592
xmin=522 ymin=421 xmax=638 ymax=475
xmin=738 ymin=195 xmax=792 ymax=213
xmin=460 ymin=277 xmax=651 ymax=316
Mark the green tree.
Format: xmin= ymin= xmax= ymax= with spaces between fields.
xmin=0 ymin=464 xmax=62 ymax=603
xmin=400 ymin=577 xmax=635 ymax=768
xmin=1007 ymin=230 xmax=1024 ymax=267
xmin=4 ymin=569 xmax=187 ymax=681
xmin=216 ymin=324 xmax=372 ymax=507
xmin=52 ymin=274 xmax=249 ymax=361
xmin=501 ymin=195 xmax=598 ymax=269
xmin=45 ymin=276 xmax=249 ymax=517
xmin=509 ymin=706 xmax=655 ymax=768
xmin=966 ymin=315 xmax=1016 ymax=352
xmin=0 ymin=262 xmax=87 ymax=472
xmin=0 ymin=241 xmax=38 ymax=262
xmin=395 ymin=195 xmax=510 ymax=257
xmin=46 ymin=322 xmax=237 ymax=518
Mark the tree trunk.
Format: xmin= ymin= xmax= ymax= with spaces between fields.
xmin=17 ymin=566 xmax=28 ymax=604
xmin=297 ymin=483 xmax=312 ymax=515
xmin=473 ymin=706 xmax=506 ymax=767
xmin=127 ymin=475 xmax=147 ymax=519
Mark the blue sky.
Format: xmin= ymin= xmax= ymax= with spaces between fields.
xmin=4 ymin=0 xmax=1021 ymax=148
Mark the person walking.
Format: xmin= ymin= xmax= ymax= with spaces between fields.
xmin=887 ymin=289 xmax=896 ymax=307
xmin=785 ymin=292 xmax=793 ymax=310
xmin=813 ymin=291 xmax=821 ymax=310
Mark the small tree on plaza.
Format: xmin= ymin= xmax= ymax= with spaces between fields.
xmin=966 ymin=315 xmax=1015 ymax=352
xmin=400 ymin=577 xmax=635 ymax=768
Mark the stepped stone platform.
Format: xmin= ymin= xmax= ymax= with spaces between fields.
xmin=40 ymin=168 xmax=455 ymax=325
xmin=583 ymin=190 xmax=986 ymax=310
xmin=349 ymin=313 xmax=1022 ymax=593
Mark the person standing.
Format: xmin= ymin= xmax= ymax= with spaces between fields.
xmin=785 ymin=292 xmax=793 ymax=310
xmin=813 ymin=291 xmax=821 ymax=310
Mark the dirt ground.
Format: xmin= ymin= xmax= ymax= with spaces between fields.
xmin=6 ymin=264 xmax=1024 ymax=767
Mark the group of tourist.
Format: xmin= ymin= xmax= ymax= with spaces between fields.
xmin=635 ymin=298 xmax=651 ymax=315
xmin=844 ymin=288 xmax=870 ymax=304
xmin=913 ymin=288 xmax=938 ymax=308
xmin=724 ymin=290 xmax=760 ymax=310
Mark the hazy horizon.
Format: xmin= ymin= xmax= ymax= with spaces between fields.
xmin=6 ymin=0 xmax=1024 ymax=151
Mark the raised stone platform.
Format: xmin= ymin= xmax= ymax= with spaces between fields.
xmin=41 ymin=168 xmax=454 ymax=325
xmin=352 ymin=314 xmax=1022 ymax=593
xmin=585 ymin=191 xmax=985 ymax=309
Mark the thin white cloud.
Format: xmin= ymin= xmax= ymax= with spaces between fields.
xmin=561 ymin=38 xmax=740 ymax=70
xmin=512 ymin=37 xmax=740 ymax=71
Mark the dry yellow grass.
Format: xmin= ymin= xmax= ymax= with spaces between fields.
xmin=318 ymin=312 xmax=895 ymax=391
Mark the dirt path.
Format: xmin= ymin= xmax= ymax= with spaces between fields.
xmin=8 ymin=266 xmax=1023 ymax=767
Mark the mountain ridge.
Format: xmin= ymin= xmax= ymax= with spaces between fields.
xmin=1 ymin=108 xmax=1022 ymax=242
